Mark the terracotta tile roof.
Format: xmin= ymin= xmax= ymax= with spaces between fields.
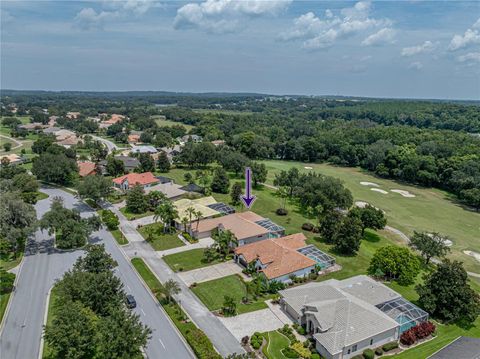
xmin=128 ymin=134 xmax=140 ymax=143
xmin=112 ymin=172 xmax=159 ymax=187
xmin=234 ymin=233 xmax=316 ymax=280
xmin=77 ymin=161 xmax=96 ymax=177
xmin=194 ymin=211 xmax=268 ymax=240
xmin=0 ymin=154 xmax=22 ymax=164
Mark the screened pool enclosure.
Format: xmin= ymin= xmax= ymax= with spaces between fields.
xmin=376 ymin=297 xmax=429 ymax=333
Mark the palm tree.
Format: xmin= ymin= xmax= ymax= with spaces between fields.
xmin=194 ymin=209 xmax=203 ymax=231
xmin=186 ymin=206 xmax=196 ymax=225
xmin=222 ymin=295 xmax=237 ymax=316
xmin=277 ymin=186 xmax=289 ymax=210
xmin=154 ymin=201 xmax=178 ymax=233
xmin=212 ymin=230 xmax=238 ymax=259
xmin=163 ymin=279 xmax=181 ymax=303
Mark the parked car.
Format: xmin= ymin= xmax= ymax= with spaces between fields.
xmin=125 ymin=294 xmax=136 ymax=309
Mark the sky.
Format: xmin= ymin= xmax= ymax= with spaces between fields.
xmin=1 ymin=0 xmax=479 ymax=99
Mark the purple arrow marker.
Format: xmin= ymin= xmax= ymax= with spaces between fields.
xmin=240 ymin=167 xmax=257 ymax=209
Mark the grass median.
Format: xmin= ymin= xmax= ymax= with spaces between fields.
xmin=130 ymin=258 xmax=221 ymax=359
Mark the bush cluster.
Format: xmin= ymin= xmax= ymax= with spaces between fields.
xmin=301 ymin=223 xmax=314 ymax=231
xmin=279 ymin=325 xmax=297 ymax=343
xmin=282 ymin=347 xmax=299 ymax=358
xmin=276 ymin=208 xmax=288 ymax=216
xmin=400 ymin=322 xmax=436 ymax=346
xmin=100 ymin=209 xmax=120 ymax=230
xmin=290 ymin=341 xmax=311 ymax=358
xmin=362 ymin=348 xmax=374 ymax=359
xmin=250 ymin=332 xmax=264 ymax=350
xmin=382 ymin=341 xmax=399 ymax=352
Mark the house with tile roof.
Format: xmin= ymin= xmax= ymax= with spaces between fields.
xmin=280 ymin=275 xmax=428 ymax=359
xmin=0 ymin=154 xmax=24 ymax=166
xmin=77 ymin=161 xmax=96 ymax=177
xmin=173 ymin=196 xmax=221 ymax=230
xmin=193 ymin=211 xmax=285 ymax=245
xmin=112 ymin=172 xmax=159 ymax=191
xmin=234 ymin=233 xmax=318 ymax=283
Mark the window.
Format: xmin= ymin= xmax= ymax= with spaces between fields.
xmin=352 ymin=345 xmax=357 ymax=352
xmin=347 ymin=349 xmax=350 ymax=354
xmin=370 ymin=339 xmax=374 ymax=345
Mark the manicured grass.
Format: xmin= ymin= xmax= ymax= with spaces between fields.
xmin=261 ymin=160 xmax=480 ymax=273
xmin=263 ymin=331 xmax=290 ymax=359
xmin=131 ymin=258 xmax=221 ymax=359
xmin=0 ymin=288 xmax=13 ymax=325
xmin=111 ymin=229 xmax=128 ymax=245
xmin=191 ymin=274 xmax=270 ymax=314
xmin=42 ymin=286 xmax=60 ymax=359
xmin=138 ymin=223 xmax=185 ymax=251
xmin=0 ymin=252 xmax=23 ymax=271
xmin=119 ymin=206 xmax=154 ymax=220
xmin=152 ymin=116 xmax=194 ymax=131
xmin=163 ymin=248 xmax=223 ymax=272
xmin=36 ymin=192 xmax=49 ymax=201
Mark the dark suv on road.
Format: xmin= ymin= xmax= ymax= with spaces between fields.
xmin=125 ymin=294 xmax=136 ymax=309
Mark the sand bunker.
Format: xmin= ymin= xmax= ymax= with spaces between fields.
xmin=426 ymin=233 xmax=453 ymax=247
xmin=360 ymin=181 xmax=380 ymax=187
xmin=391 ymin=189 xmax=416 ymax=198
xmin=464 ymin=250 xmax=480 ymax=263
xmin=371 ymin=188 xmax=388 ymax=194
xmin=304 ymin=166 xmax=313 ymax=170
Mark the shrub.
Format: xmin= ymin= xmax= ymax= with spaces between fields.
xmin=312 ymin=226 xmax=320 ymax=233
xmin=375 ymin=347 xmax=383 ymax=356
xmin=241 ymin=336 xmax=249 ymax=345
xmin=276 ymin=208 xmax=288 ymax=216
xmin=382 ymin=342 xmax=399 ymax=352
xmin=352 ymin=356 xmax=363 ymax=359
xmin=291 ymin=341 xmax=311 ymax=358
xmin=0 ymin=270 xmax=15 ymax=294
xmin=100 ymin=209 xmax=120 ymax=230
xmin=400 ymin=330 xmax=416 ymax=346
xmin=363 ymin=348 xmax=374 ymax=359
xmin=296 ymin=326 xmax=306 ymax=335
xmin=251 ymin=341 xmax=261 ymax=350
xmin=282 ymin=347 xmax=300 ymax=358
xmin=302 ymin=223 xmax=314 ymax=231
xmin=311 ymin=354 xmax=320 ymax=359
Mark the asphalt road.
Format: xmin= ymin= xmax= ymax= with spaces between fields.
xmin=0 ymin=187 xmax=194 ymax=359
xmin=90 ymin=134 xmax=120 ymax=153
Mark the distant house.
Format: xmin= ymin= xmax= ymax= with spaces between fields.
xmin=193 ymin=211 xmax=285 ymax=245
xmin=234 ymin=233 xmax=320 ymax=283
xmin=66 ymin=112 xmax=81 ymax=119
xmin=128 ymin=134 xmax=141 ymax=144
xmin=211 ymin=140 xmax=225 ymax=146
xmin=179 ymin=183 xmax=204 ymax=194
xmin=77 ymin=161 xmax=96 ymax=177
xmin=130 ymin=145 xmax=158 ymax=154
xmin=156 ymin=176 xmax=173 ymax=184
xmin=179 ymin=134 xmax=202 ymax=145
xmin=280 ymin=275 xmax=429 ymax=359
xmin=160 ymin=145 xmax=182 ymax=162
xmin=145 ymin=182 xmax=186 ymax=200
xmin=99 ymin=114 xmax=125 ymax=128
xmin=112 ymin=172 xmax=159 ymax=191
xmin=43 ymin=127 xmax=62 ymax=135
xmin=0 ymin=154 xmax=23 ymax=166
xmin=48 ymin=116 xmax=58 ymax=126
xmin=18 ymin=122 xmax=48 ymax=132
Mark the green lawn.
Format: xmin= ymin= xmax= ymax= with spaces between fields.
xmin=111 ymin=229 xmax=128 ymax=245
xmin=152 ymin=116 xmax=194 ymax=131
xmin=131 ymin=258 xmax=221 ymax=359
xmin=119 ymin=207 xmax=154 ymax=220
xmin=138 ymin=223 xmax=185 ymax=251
xmin=36 ymin=192 xmax=49 ymax=201
xmin=191 ymin=274 xmax=269 ymax=314
xmin=42 ymin=286 xmax=60 ymax=359
xmin=0 ymin=287 xmax=13 ymax=325
xmin=261 ymin=160 xmax=480 ymax=274
xmin=0 ymin=252 xmax=23 ymax=271
xmin=263 ymin=331 xmax=291 ymax=359
xmin=163 ymin=248 xmax=222 ymax=272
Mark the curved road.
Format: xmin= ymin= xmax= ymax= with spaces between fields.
xmin=90 ymin=134 xmax=120 ymax=153
xmin=0 ymin=187 xmax=195 ymax=359
xmin=0 ymin=134 xmax=23 ymax=150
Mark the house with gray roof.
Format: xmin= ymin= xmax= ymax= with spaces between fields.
xmin=279 ymin=275 xmax=428 ymax=359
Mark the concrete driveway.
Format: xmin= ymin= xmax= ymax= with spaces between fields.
xmin=177 ymin=261 xmax=245 ymax=286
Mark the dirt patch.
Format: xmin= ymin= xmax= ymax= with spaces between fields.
xmin=360 ymin=181 xmax=380 ymax=187
xmin=464 ymin=250 xmax=480 ymax=263
xmin=371 ymin=188 xmax=388 ymax=194
xmin=391 ymin=189 xmax=416 ymax=198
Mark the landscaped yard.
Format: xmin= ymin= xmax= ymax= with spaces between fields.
xmin=163 ymin=248 xmax=222 ymax=272
xmin=138 ymin=223 xmax=185 ymax=251
xmin=119 ymin=206 xmax=154 ymax=220
xmin=191 ymin=274 xmax=270 ymax=314
xmin=42 ymin=286 xmax=60 ymax=359
xmin=263 ymin=331 xmax=291 ymax=359
xmin=0 ymin=252 xmax=23 ymax=271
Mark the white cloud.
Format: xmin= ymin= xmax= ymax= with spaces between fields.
xmin=408 ymin=61 xmax=423 ymax=70
xmin=74 ymin=0 xmax=160 ymax=30
xmin=457 ymin=52 xmax=480 ymax=63
xmin=448 ymin=18 xmax=480 ymax=51
xmin=279 ymin=1 xmax=393 ymax=50
xmin=361 ymin=27 xmax=395 ymax=46
xmin=173 ymin=0 xmax=291 ymax=34
xmin=401 ymin=40 xmax=436 ymax=56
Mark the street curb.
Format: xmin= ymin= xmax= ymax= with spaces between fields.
xmin=129 ymin=257 xmax=197 ymax=359
xmin=0 ymin=255 xmax=25 ymax=335
xmin=38 ymin=286 xmax=52 ymax=359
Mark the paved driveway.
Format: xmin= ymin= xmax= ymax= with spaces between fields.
xmin=177 ymin=261 xmax=245 ymax=286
